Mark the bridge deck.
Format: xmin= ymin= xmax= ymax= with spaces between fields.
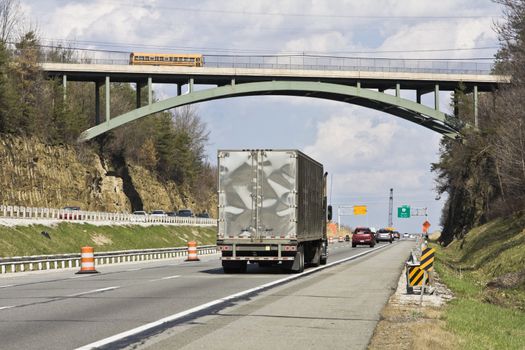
xmin=42 ymin=63 xmax=508 ymax=92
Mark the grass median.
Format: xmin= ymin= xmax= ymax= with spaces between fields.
xmin=433 ymin=212 xmax=525 ymax=350
xmin=0 ymin=223 xmax=217 ymax=257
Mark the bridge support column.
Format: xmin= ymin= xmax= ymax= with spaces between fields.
xmin=105 ymin=76 xmax=110 ymax=123
xmin=416 ymin=90 xmax=422 ymax=104
xmin=395 ymin=83 xmax=400 ymax=98
xmin=434 ymin=84 xmax=440 ymax=111
xmin=62 ymin=75 xmax=67 ymax=101
xmin=177 ymin=84 xmax=182 ymax=96
xmin=148 ymin=77 xmax=152 ymax=105
xmin=189 ymin=78 xmax=194 ymax=93
xmin=356 ymin=81 xmax=361 ymax=89
xmin=95 ymin=81 xmax=102 ymax=125
xmin=473 ymin=85 xmax=478 ymax=128
xmin=136 ymin=82 xmax=145 ymax=108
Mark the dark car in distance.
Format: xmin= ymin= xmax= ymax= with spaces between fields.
xmin=196 ymin=212 xmax=210 ymax=218
xmin=177 ymin=209 xmax=193 ymax=217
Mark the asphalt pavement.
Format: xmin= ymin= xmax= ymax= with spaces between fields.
xmin=0 ymin=240 xmax=413 ymax=350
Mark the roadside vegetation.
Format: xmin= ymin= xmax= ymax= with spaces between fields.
xmin=431 ymin=212 xmax=525 ymax=349
xmin=0 ymin=223 xmax=217 ymax=257
xmin=432 ymin=0 xmax=525 ymax=245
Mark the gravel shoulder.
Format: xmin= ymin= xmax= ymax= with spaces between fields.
xmin=368 ymin=265 xmax=458 ymax=349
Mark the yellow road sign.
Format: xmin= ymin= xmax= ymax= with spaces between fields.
xmin=353 ymin=205 xmax=367 ymax=215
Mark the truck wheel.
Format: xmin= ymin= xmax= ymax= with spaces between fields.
xmin=222 ymin=261 xmax=246 ymax=274
xmin=389 ymin=239 xmax=392 ymax=244
xmin=352 ymin=243 xmax=356 ymax=248
xmin=291 ymin=246 xmax=304 ymax=273
xmin=310 ymin=244 xmax=321 ymax=267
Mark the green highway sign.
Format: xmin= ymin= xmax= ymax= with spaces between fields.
xmin=398 ymin=205 xmax=411 ymax=218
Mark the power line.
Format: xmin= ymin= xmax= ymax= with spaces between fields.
xmin=39 ymin=38 xmax=498 ymax=59
xmin=98 ymin=1 xmax=503 ymax=20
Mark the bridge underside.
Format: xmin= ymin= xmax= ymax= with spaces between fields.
xmin=80 ymin=80 xmax=461 ymax=141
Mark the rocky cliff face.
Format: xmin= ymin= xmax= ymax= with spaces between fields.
xmin=0 ymin=135 xmax=214 ymax=214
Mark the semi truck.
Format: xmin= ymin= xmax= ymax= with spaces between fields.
xmin=216 ymin=149 xmax=332 ymax=273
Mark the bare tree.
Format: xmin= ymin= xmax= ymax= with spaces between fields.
xmin=0 ymin=0 xmax=20 ymax=43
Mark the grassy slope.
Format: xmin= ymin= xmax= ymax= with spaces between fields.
xmin=434 ymin=212 xmax=525 ymax=350
xmin=0 ymin=223 xmax=217 ymax=257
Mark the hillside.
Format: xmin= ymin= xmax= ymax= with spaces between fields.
xmin=0 ymin=135 xmax=216 ymax=215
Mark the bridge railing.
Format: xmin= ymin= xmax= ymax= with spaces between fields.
xmin=0 ymin=205 xmax=216 ymax=226
xmin=39 ymin=48 xmax=494 ymax=75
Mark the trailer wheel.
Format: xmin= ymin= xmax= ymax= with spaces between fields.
xmin=222 ymin=261 xmax=247 ymax=274
xmin=310 ymin=244 xmax=321 ymax=267
xmin=291 ymin=246 xmax=304 ymax=273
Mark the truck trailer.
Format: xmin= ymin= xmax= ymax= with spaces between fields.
xmin=217 ymin=149 xmax=331 ymax=273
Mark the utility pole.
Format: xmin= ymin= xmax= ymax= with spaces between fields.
xmin=388 ymin=188 xmax=393 ymax=227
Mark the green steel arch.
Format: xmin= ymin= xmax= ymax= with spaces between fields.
xmin=80 ymin=80 xmax=461 ymax=141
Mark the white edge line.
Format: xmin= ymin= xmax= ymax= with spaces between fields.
xmin=68 ymin=286 xmax=120 ymax=297
xmin=75 ymin=244 xmax=390 ymax=350
xmin=0 ymin=305 xmax=15 ymax=310
xmin=0 ymin=284 xmax=15 ymax=288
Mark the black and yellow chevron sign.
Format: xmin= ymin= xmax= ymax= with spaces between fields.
xmin=408 ymin=265 xmax=426 ymax=286
xmin=420 ymin=247 xmax=435 ymax=271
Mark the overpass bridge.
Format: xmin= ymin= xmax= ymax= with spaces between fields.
xmin=40 ymin=54 xmax=509 ymax=140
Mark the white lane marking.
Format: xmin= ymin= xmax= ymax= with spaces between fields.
xmin=149 ymin=275 xmax=181 ymax=282
xmin=75 ymin=244 xmax=391 ymax=350
xmin=161 ymin=275 xmax=180 ymax=280
xmin=67 ymin=286 xmax=120 ymax=297
xmin=0 ymin=284 xmax=15 ymax=289
xmin=69 ymin=275 xmax=90 ymax=279
xmin=0 ymin=306 xmax=15 ymax=310
xmin=127 ymin=268 xmax=142 ymax=272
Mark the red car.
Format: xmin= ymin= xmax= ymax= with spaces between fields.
xmin=352 ymin=227 xmax=376 ymax=248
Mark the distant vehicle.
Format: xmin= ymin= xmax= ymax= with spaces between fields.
xmin=403 ymin=233 xmax=410 ymax=238
xmin=177 ymin=209 xmax=194 ymax=217
xmin=166 ymin=211 xmax=177 ymax=217
xmin=60 ymin=206 xmax=81 ymax=219
xmin=129 ymin=52 xmax=203 ymax=67
xmin=345 ymin=234 xmax=350 ymax=242
xmin=132 ymin=210 xmax=147 ymax=215
xmin=196 ymin=212 xmax=210 ymax=218
xmin=393 ymin=231 xmax=401 ymax=239
xmin=375 ymin=228 xmax=393 ymax=243
xmin=352 ymin=227 xmax=375 ymax=248
xmin=150 ymin=210 xmax=167 ymax=217
xmin=63 ymin=206 xmax=80 ymax=211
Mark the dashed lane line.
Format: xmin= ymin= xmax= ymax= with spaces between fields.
xmin=67 ymin=286 xmax=120 ymax=298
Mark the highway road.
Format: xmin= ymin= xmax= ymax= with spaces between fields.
xmin=0 ymin=240 xmax=413 ymax=349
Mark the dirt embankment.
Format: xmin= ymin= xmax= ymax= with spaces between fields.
xmin=0 ymin=135 xmax=214 ymax=214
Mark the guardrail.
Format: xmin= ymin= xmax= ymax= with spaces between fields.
xmin=0 ymin=245 xmax=218 ymax=274
xmin=0 ymin=205 xmax=216 ymax=226
xmin=38 ymin=47 xmax=495 ymax=75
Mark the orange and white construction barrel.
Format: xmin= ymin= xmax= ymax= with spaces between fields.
xmin=185 ymin=241 xmax=200 ymax=261
xmin=76 ymin=246 xmax=99 ymax=274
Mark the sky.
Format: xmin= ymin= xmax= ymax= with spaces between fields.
xmin=20 ymin=0 xmax=504 ymax=232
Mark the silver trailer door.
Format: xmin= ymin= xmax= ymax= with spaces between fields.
xmin=258 ymin=150 xmax=297 ymax=239
xmin=218 ymin=150 xmax=297 ymax=240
